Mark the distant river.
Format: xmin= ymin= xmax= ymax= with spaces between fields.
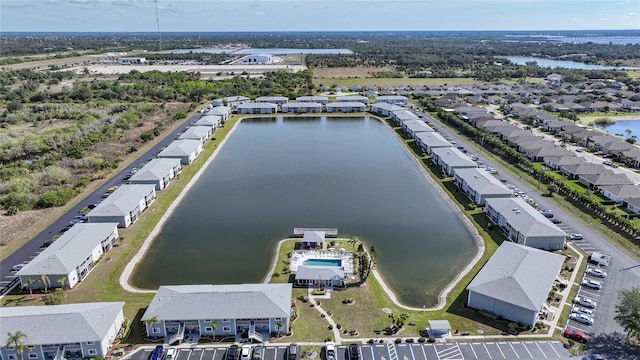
xmin=131 ymin=116 xmax=476 ymax=307
xmin=506 ymin=56 xmax=639 ymax=70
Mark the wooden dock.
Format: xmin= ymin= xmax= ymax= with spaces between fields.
xmin=293 ymin=228 xmax=338 ymax=238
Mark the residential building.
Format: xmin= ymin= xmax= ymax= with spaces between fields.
xmin=484 ymin=198 xmax=566 ymax=250
xmin=402 ymin=119 xmax=434 ymax=138
xmin=578 ymin=173 xmax=635 ymax=190
xmin=128 ymin=158 xmax=182 ymax=191
xmin=335 ymin=95 xmax=369 ymax=104
xmin=295 ymin=265 xmax=345 ymax=288
xmin=302 ymin=231 xmax=325 ymax=249
xmin=208 ymin=106 xmax=232 ymax=122
xmin=374 ymin=95 xmax=409 ymax=106
xmin=178 ymin=125 xmax=212 ymax=144
xmin=325 ymin=102 xmax=366 ymax=113
xmin=236 ymin=103 xmax=278 ymax=114
xmin=87 ymin=184 xmax=156 ymax=228
xmin=194 ymin=115 xmax=222 ymax=129
xmin=255 ymin=96 xmax=289 ymax=105
xmin=391 ymin=109 xmax=419 ymax=126
xmin=370 ymin=102 xmax=404 ymax=116
xmin=453 ymin=168 xmax=513 ymax=206
xmin=0 ymin=302 xmax=125 ymax=359
xmin=281 ymin=102 xmax=323 ymax=113
xmin=625 ymin=197 xmax=640 ymax=215
xmin=141 ymin=284 xmax=293 ymax=343
xmin=296 ymin=96 xmax=329 ymax=105
xmin=467 ymin=242 xmax=565 ymax=327
xmin=414 ymin=132 xmax=452 ymax=155
xmin=157 ymin=139 xmax=204 ymax=165
xmin=559 ymin=163 xmax=612 ymax=180
xmin=16 ymin=223 xmax=119 ymax=290
xmin=431 ymin=147 xmax=477 ymax=176
xmin=600 ymin=185 xmax=640 ymax=203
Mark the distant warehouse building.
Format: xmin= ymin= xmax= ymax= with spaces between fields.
xmin=128 ymin=158 xmax=182 ymax=191
xmin=281 ymin=102 xmax=323 ymax=113
xmin=484 ymin=198 xmax=566 ymax=250
xmin=326 ymin=102 xmax=366 ymax=113
xmin=236 ymin=102 xmax=278 ymax=114
xmin=87 ymin=184 xmax=156 ymax=228
xmin=16 ymin=223 xmax=119 ymax=290
xmin=467 ymin=242 xmax=565 ymax=327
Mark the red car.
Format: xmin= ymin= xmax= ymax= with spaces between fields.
xmin=563 ymin=329 xmax=589 ymax=342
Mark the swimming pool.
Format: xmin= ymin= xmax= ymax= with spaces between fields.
xmin=303 ymin=258 xmax=342 ymax=267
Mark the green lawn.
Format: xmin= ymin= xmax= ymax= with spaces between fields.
xmin=313 ymin=77 xmax=478 ymax=88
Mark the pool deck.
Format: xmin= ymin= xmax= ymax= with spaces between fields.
xmin=290 ymin=249 xmax=354 ymax=274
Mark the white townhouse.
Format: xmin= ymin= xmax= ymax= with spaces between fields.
xmin=212 ymin=96 xmax=250 ymax=108
xmin=236 ymin=102 xmax=278 ymax=114
xmin=142 ymin=283 xmax=292 ymax=344
xmin=414 ymin=132 xmax=452 ymax=155
xmin=255 ymin=96 xmax=289 ymax=105
xmin=194 ymin=114 xmax=223 ymax=129
xmin=178 ymin=125 xmax=213 ymax=144
xmin=402 ymin=119 xmax=434 ymax=138
xmin=391 ymin=109 xmax=418 ymax=126
xmin=335 ymin=95 xmax=369 ymax=104
xmin=208 ymin=106 xmax=232 ymax=122
xmin=128 ymin=158 xmax=182 ymax=191
xmin=370 ymin=102 xmax=404 ymax=116
xmin=467 ymin=242 xmax=565 ymax=327
xmin=325 ymin=102 xmax=366 ymax=113
xmin=281 ymin=102 xmax=323 ymax=113
xmin=431 ymin=147 xmax=477 ymax=176
xmin=16 ymin=223 xmax=119 ymax=290
xmin=157 ymin=139 xmax=204 ymax=165
xmin=484 ymin=198 xmax=566 ymax=250
xmin=453 ymin=168 xmax=513 ymax=206
xmin=296 ymin=96 xmax=329 ymax=105
xmin=375 ymin=95 xmax=409 ymax=106
xmin=87 ymin=184 xmax=156 ymax=228
xmin=0 ymin=302 xmax=125 ymax=360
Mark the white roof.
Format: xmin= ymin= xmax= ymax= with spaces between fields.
xmin=237 ymin=103 xmax=278 ymax=110
xmin=88 ymin=184 xmax=155 ymax=217
xmin=415 ymin=132 xmax=451 ymax=148
xmin=326 ymin=102 xmax=365 ymax=108
xmin=303 ymin=231 xmax=325 ymax=243
xmin=17 ymin=223 xmax=118 ymax=276
xmin=282 ymin=102 xmax=323 ymax=109
xmin=195 ymin=115 xmax=222 ymax=126
xmin=454 ymin=168 xmax=512 ymax=196
xmin=402 ymin=119 xmax=433 ymax=133
xmin=158 ymin=139 xmax=202 ymax=158
xmin=142 ymin=284 xmax=292 ymax=321
xmin=467 ymin=242 xmax=565 ymax=311
xmin=485 ymin=198 xmax=566 ymax=238
xmin=295 ymin=265 xmax=344 ymax=281
xmin=129 ymin=158 xmax=181 ymax=182
xmin=178 ymin=126 xmax=211 ymax=140
xmin=371 ymin=102 xmax=404 ymax=111
xmin=1 ymin=302 xmax=124 ymax=345
xmin=432 ymin=147 xmax=477 ymax=167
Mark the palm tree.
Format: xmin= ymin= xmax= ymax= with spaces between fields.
xmin=275 ymin=320 xmax=283 ymax=332
xmin=146 ymin=315 xmax=160 ymax=336
xmin=210 ymin=320 xmax=217 ymax=334
xmin=22 ymin=278 xmax=35 ymax=296
xmin=5 ymin=331 xmax=27 ymax=360
xmin=40 ymin=274 xmax=51 ymax=294
xmin=56 ymin=278 xmax=67 ymax=290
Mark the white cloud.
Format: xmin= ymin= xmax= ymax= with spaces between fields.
xmin=256 ymin=11 xmax=264 ymax=15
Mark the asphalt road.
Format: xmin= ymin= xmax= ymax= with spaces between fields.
xmin=0 ymin=111 xmax=204 ymax=295
xmin=420 ymin=111 xmax=640 ymax=336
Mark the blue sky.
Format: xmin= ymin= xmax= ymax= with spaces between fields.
xmin=2 ymin=0 xmax=639 ymax=32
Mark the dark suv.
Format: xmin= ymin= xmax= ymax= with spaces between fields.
xmin=226 ymin=345 xmax=239 ymax=360
xmin=349 ymin=344 xmax=360 ymax=360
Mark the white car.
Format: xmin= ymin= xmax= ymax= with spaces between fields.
xmin=241 ymin=345 xmax=252 ymax=360
xmin=325 ymin=341 xmax=336 ymax=360
xmin=570 ymin=313 xmax=593 ymax=326
xmin=571 ymin=307 xmax=594 ymax=316
xmin=574 ymin=296 xmax=597 ymax=308
xmin=581 ymin=279 xmax=602 ymax=290
xmin=11 ymin=264 xmax=25 ymax=271
xmin=586 ymin=267 xmax=607 ymax=278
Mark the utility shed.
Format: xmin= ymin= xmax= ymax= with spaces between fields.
xmin=467 ymin=242 xmax=565 ymax=327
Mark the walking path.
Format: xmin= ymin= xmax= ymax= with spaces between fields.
xmin=119 ymin=121 xmax=241 ymax=293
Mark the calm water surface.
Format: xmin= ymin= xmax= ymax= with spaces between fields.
xmin=132 ymin=117 xmax=475 ymax=307
xmin=594 ymin=119 xmax=640 ymax=139
xmin=506 ymin=56 xmax=639 ymax=70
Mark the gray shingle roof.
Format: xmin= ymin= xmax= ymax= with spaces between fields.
xmin=87 ymin=184 xmax=155 ymax=217
xmin=129 ymin=158 xmax=181 ymax=183
xmin=467 ymin=242 xmax=564 ymax=311
xmin=295 ymin=265 xmax=344 ymax=281
xmin=0 ymin=302 xmax=124 ymax=346
xmin=142 ymin=284 xmax=292 ymax=321
xmin=17 ymin=223 xmax=118 ymax=276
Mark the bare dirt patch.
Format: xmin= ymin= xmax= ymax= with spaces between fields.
xmin=0 ymin=209 xmax=53 ymax=246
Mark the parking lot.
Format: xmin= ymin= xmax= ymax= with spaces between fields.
xmin=132 ymin=341 xmax=573 ymax=360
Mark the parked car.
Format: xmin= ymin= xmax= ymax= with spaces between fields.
xmin=241 ymin=345 xmax=252 ymax=360
xmin=41 ymin=240 xmax=54 ymax=248
xmin=581 ymin=279 xmax=602 ymax=290
xmin=325 ymin=341 xmax=336 ymax=360
xmin=550 ymin=218 xmax=562 ymax=224
xmin=568 ymin=233 xmax=584 ymax=240
xmin=252 ymin=345 xmax=263 ymax=360
xmin=226 ymin=345 xmax=239 ymax=360
xmin=11 ymin=264 xmax=25 ymax=271
xmin=499 ymin=177 xmax=508 ymax=183
xmin=571 ymin=307 xmax=594 ymax=316
xmin=349 ymin=344 xmax=360 ymax=360
xmin=150 ymin=346 xmax=164 ymax=360
xmin=570 ymin=313 xmax=594 ymax=326
xmin=563 ymin=329 xmax=589 ymax=343
xmin=540 ymin=209 xmax=554 ymax=218
xmin=574 ymin=296 xmax=597 ymax=308
xmin=165 ymin=348 xmax=176 ymax=360
xmin=575 ymin=148 xmax=584 ymax=153
xmin=586 ymin=267 xmax=607 ymax=278
xmin=288 ymin=343 xmax=300 ymax=360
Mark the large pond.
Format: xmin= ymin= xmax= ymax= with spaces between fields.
xmin=506 ymin=56 xmax=639 ymax=70
xmin=131 ymin=116 xmax=476 ymax=307
xmin=594 ymin=119 xmax=640 ymax=139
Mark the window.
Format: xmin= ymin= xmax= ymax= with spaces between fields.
xmin=28 ymin=354 xmax=38 ymax=359
xmin=205 ymin=327 xmax=212 ymax=332
xmin=152 ymin=327 xmax=161 ymax=334
xmin=9 ymin=355 xmax=17 ymax=360
xmin=88 ymin=350 xmax=97 ymax=356
xmin=204 ymin=319 xmax=211 ymax=322
xmin=6 ymin=346 xmax=15 ymax=350
xmin=222 ymin=326 xmax=231 ymax=332
xmin=86 ymin=342 xmax=95 ymax=345
xmin=222 ymin=319 xmax=230 ymax=322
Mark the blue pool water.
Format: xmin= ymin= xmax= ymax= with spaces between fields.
xmin=303 ymin=258 xmax=342 ymax=267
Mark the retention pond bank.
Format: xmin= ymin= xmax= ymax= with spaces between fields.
xmin=130 ymin=116 xmax=476 ymax=307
